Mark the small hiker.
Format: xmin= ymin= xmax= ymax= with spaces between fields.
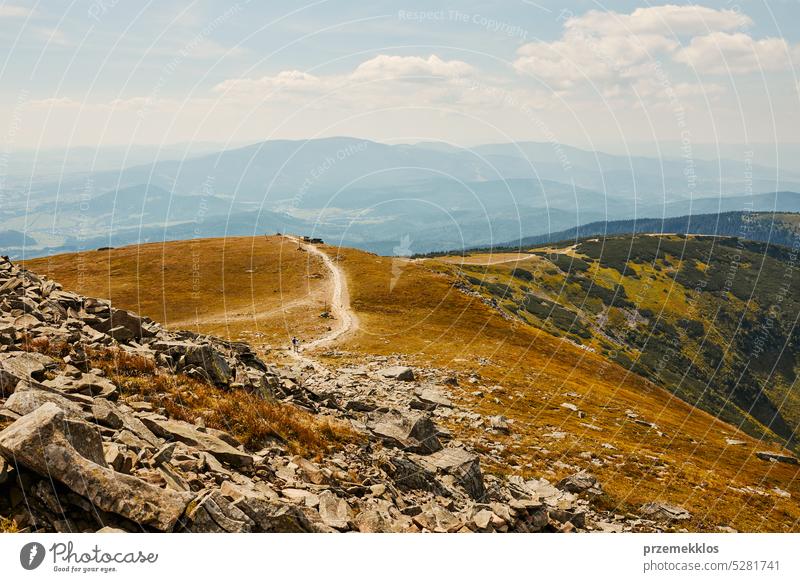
xmin=291 ymin=336 xmax=300 ymax=353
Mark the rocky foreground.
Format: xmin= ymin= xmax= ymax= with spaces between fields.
xmin=0 ymin=256 xmax=689 ymax=533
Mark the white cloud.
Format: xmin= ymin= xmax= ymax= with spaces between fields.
xmin=514 ymin=5 xmax=793 ymax=88
xmin=567 ymin=5 xmax=751 ymax=37
xmin=212 ymin=54 xmax=476 ymax=105
xmin=675 ymin=32 xmax=794 ymax=74
xmin=514 ymin=33 xmax=677 ymax=88
xmin=0 ymin=5 xmax=31 ymax=17
xmin=26 ymin=97 xmax=81 ymax=109
xmin=214 ymin=71 xmax=330 ymax=98
xmin=350 ymin=54 xmax=473 ymax=81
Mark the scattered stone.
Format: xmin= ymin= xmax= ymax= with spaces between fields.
xmin=139 ymin=416 xmax=253 ymax=469
xmin=369 ymin=409 xmax=442 ymax=454
xmin=557 ymin=471 xmax=601 ymax=494
xmin=755 ymin=451 xmax=798 ymax=465
xmin=640 ymin=502 xmax=692 ymax=522
xmin=0 ymin=403 xmax=189 ymax=530
xmin=423 ymin=447 xmax=485 ymax=500
xmin=318 ymin=491 xmax=351 ymax=530
xmin=378 ymin=366 xmax=415 ymax=382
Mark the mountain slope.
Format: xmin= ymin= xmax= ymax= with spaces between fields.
xmin=496 ymin=209 xmax=800 ymax=249
xmin=438 ymin=234 xmax=800 ymax=451
xmin=24 ymin=236 xmax=800 ymax=532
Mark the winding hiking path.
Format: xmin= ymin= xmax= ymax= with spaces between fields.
xmin=287 ymin=236 xmax=359 ymax=351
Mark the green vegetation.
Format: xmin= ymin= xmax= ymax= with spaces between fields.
xmin=453 ymin=234 xmax=800 ymax=451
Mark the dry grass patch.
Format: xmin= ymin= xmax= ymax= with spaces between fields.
xmin=86 ymin=348 xmax=359 ymax=456
xmin=18 ymin=335 xmax=70 ymax=359
xmin=0 ymin=517 xmax=19 ymax=533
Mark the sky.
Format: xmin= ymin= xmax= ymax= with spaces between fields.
xmin=1 ymin=0 xmax=798 ymax=152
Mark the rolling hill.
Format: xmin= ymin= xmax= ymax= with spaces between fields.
xmin=493 ymin=208 xmax=800 ymax=250
xmin=437 ymin=235 xmax=800 ymax=451
xmin=22 ymin=234 xmax=800 ymax=532
xmin=6 ymin=137 xmax=800 ymax=259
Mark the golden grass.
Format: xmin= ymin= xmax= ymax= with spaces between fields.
xmin=20 ymin=236 xmax=800 ymax=531
xmin=23 ymin=235 xmax=331 ymax=350
xmin=329 ymin=247 xmax=800 ymax=532
xmin=86 ymin=348 xmax=358 ymax=456
xmin=0 ymin=517 xmax=19 ymax=533
xmin=18 ymin=335 xmax=71 ymax=359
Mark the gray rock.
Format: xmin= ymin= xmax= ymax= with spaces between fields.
xmin=317 ymin=490 xmax=351 ymax=530
xmin=0 ymin=403 xmax=189 ymax=530
xmin=139 ymin=415 xmax=253 ymax=469
xmin=378 ymin=366 xmax=415 ymax=382
xmin=152 ymin=442 xmax=177 ymax=467
xmin=640 ymin=502 xmax=692 ymax=522
xmin=557 ymin=471 xmax=601 ymax=494
xmin=416 ymin=387 xmax=452 ymax=408
xmin=412 ymin=503 xmax=462 ymax=533
xmin=90 ymin=399 xmax=123 ymax=429
xmin=488 ymin=415 xmax=511 ymax=434
xmin=230 ymin=494 xmax=316 ymax=532
xmin=92 ymin=308 xmax=153 ymax=341
xmin=0 ymin=352 xmax=54 ymax=382
xmin=369 ymin=409 xmax=442 ymax=454
xmin=353 ymin=499 xmax=412 ymax=533
xmin=473 ymin=508 xmax=493 ymax=530
xmin=380 ymin=455 xmax=450 ymax=497
xmin=3 ymin=384 xmax=85 ymax=419
xmin=152 ymin=341 xmax=233 ymax=386
xmin=184 ymin=489 xmax=254 ymax=533
xmin=423 ymin=447 xmax=486 ymax=500
xmin=43 ymin=372 xmax=118 ymax=399
xmin=755 ymin=451 xmax=799 ymax=465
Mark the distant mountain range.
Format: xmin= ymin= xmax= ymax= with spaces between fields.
xmin=491 ymin=205 xmax=800 ymax=250
xmin=3 ymin=137 xmax=800 ymax=258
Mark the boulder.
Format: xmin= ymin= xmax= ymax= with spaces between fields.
xmin=153 ymin=341 xmax=233 ymax=386
xmin=556 ymin=471 xmax=601 ymax=494
xmin=92 ymin=309 xmax=152 ymax=340
xmin=183 ymin=489 xmax=254 ymax=533
xmin=90 ymin=400 xmax=124 ymax=429
xmin=139 ymin=415 xmax=253 ymax=469
xmin=3 ymin=384 xmax=86 ymax=419
xmin=317 ymin=490 xmax=351 ymax=530
xmin=369 ymin=409 xmax=442 ymax=454
xmin=43 ymin=372 xmax=118 ymax=399
xmin=412 ymin=503 xmax=462 ymax=533
xmin=755 ymin=451 xmax=799 ymax=465
xmin=423 ymin=447 xmax=485 ymax=500
xmin=380 ymin=455 xmax=450 ymax=497
xmin=640 ymin=502 xmax=691 ymax=522
xmin=415 ymin=387 xmax=452 ymax=408
xmin=488 ymin=415 xmax=511 ymax=434
xmin=0 ymin=352 xmax=54 ymax=383
xmin=353 ymin=499 xmax=413 ymax=533
xmin=472 ymin=508 xmax=493 ymax=530
xmin=378 ymin=366 xmax=415 ymax=382
xmin=234 ymin=496 xmax=316 ymax=532
xmin=0 ymin=403 xmax=189 ymax=531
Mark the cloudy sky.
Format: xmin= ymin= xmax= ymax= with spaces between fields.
xmin=1 ymin=1 xmax=798 ymax=151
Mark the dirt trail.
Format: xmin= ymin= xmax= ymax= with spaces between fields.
xmin=287 ymin=236 xmax=359 ymax=352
